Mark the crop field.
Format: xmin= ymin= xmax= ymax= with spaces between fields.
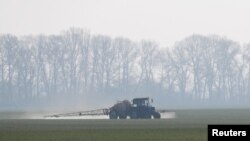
xmin=1 ymin=109 xmax=250 ymax=141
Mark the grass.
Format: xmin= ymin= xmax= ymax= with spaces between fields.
xmin=0 ymin=109 xmax=250 ymax=141
xmin=0 ymin=128 xmax=206 ymax=141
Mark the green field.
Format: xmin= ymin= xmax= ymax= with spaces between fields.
xmin=0 ymin=109 xmax=250 ymax=141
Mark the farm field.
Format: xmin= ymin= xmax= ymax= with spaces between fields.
xmin=0 ymin=109 xmax=250 ymax=141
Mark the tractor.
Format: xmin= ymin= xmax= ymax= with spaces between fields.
xmin=45 ymin=97 xmax=161 ymax=119
xmin=109 ymin=97 xmax=161 ymax=119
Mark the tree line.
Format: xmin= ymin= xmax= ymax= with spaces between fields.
xmin=0 ymin=28 xmax=250 ymax=108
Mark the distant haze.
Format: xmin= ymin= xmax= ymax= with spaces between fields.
xmin=0 ymin=0 xmax=250 ymax=47
xmin=0 ymin=0 xmax=250 ymax=113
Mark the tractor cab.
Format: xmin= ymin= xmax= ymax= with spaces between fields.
xmin=129 ymin=97 xmax=160 ymax=119
xmin=132 ymin=97 xmax=152 ymax=107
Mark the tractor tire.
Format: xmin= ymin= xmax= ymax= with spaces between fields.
xmin=142 ymin=113 xmax=151 ymax=119
xmin=119 ymin=114 xmax=127 ymax=119
xmin=146 ymin=114 xmax=152 ymax=119
xmin=130 ymin=111 xmax=138 ymax=119
xmin=153 ymin=112 xmax=161 ymax=119
xmin=109 ymin=111 xmax=118 ymax=119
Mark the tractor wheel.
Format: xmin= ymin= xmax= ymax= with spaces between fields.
xmin=153 ymin=112 xmax=161 ymax=119
xmin=142 ymin=113 xmax=151 ymax=119
xmin=146 ymin=114 xmax=151 ymax=119
xmin=119 ymin=114 xmax=127 ymax=119
xmin=109 ymin=111 xmax=118 ymax=119
xmin=130 ymin=111 xmax=137 ymax=119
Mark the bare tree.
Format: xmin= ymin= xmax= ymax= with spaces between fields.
xmin=90 ymin=35 xmax=113 ymax=93
xmin=1 ymin=30 xmax=250 ymax=108
xmin=137 ymin=40 xmax=158 ymax=94
xmin=242 ymin=45 xmax=250 ymax=97
xmin=112 ymin=37 xmax=138 ymax=95
xmin=156 ymin=48 xmax=178 ymax=95
xmin=0 ymin=35 xmax=19 ymax=101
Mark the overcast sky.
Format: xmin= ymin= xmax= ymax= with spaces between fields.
xmin=0 ymin=0 xmax=250 ymax=47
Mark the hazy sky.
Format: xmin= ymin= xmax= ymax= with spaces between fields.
xmin=0 ymin=0 xmax=250 ymax=47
